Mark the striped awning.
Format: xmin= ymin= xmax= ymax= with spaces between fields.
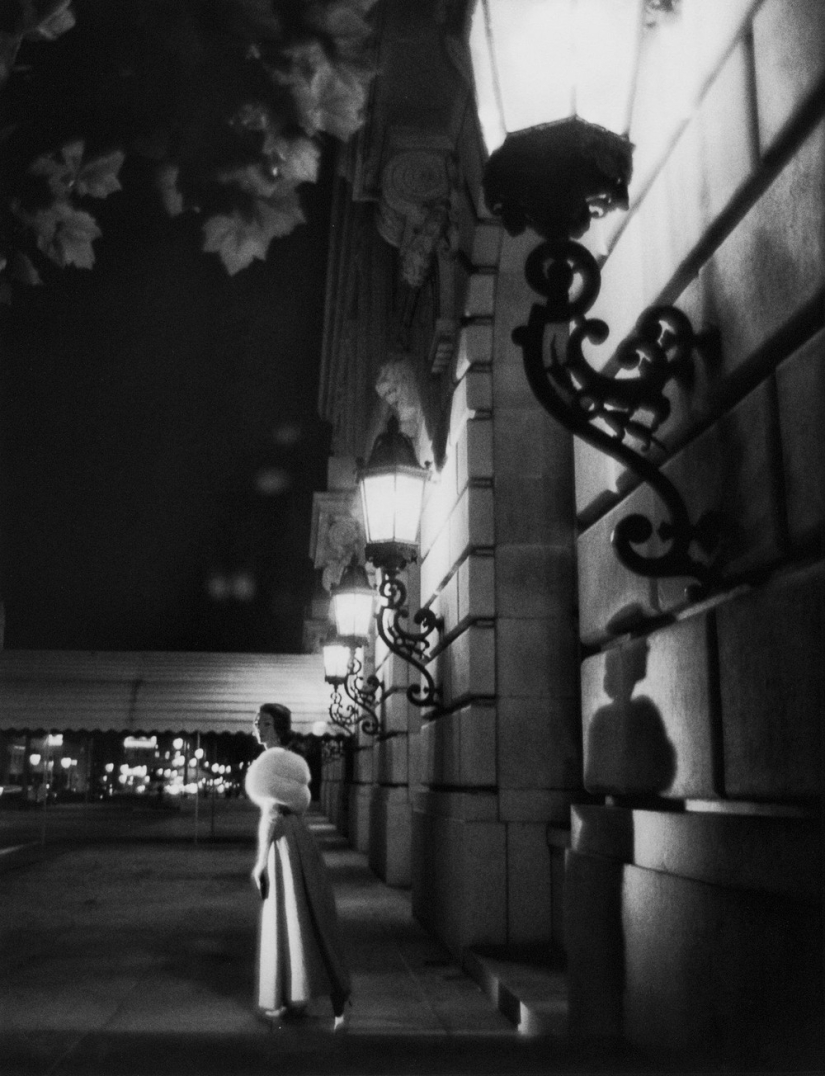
xmin=0 ymin=650 xmax=333 ymax=736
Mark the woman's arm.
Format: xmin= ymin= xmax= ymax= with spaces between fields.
xmin=251 ymin=800 xmax=285 ymax=899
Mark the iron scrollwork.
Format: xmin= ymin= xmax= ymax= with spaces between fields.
xmin=328 ymin=655 xmax=384 ymax=739
xmin=321 ymin=733 xmax=349 ymax=762
xmin=342 ymin=651 xmax=383 ymax=737
xmin=376 ymin=567 xmax=443 ymax=710
xmin=328 ymin=685 xmax=358 ymax=735
xmin=512 ymin=238 xmax=720 ymax=588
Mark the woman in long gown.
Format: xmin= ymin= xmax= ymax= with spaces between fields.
xmin=246 ymin=703 xmax=351 ymax=1029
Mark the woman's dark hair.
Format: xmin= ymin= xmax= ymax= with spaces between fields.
xmin=259 ymin=703 xmax=292 ymax=741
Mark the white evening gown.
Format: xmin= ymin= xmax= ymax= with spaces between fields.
xmin=256 ymin=805 xmax=351 ymax=1014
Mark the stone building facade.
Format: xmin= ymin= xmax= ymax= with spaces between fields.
xmin=307 ymin=0 xmax=823 ymax=1065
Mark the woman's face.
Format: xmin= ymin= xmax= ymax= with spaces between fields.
xmin=253 ymin=710 xmax=277 ymax=747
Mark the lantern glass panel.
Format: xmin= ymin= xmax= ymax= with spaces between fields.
xmin=393 ymin=470 xmax=427 ymax=546
xmin=330 ymin=587 xmax=374 ymax=641
xmin=360 ymin=471 xmax=397 ymax=545
xmin=323 ymin=642 xmax=351 ymax=683
xmin=469 ymin=0 xmax=643 ymax=153
xmin=359 ymin=467 xmax=427 ymax=547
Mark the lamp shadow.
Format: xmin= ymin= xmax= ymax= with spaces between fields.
xmin=570 ymin=640 xmax=677 ymax=1042
xmin=584 ymin=640 xmax=676 ymax=797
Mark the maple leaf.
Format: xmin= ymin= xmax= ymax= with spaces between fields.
xmin=256 ymin=188 xmax=305 ymax=240
xmin=9 ymin=250 xmax=42 ymax=286
xmin=273 ymin=136 xmax=320 ymax=187
xmin=202 ymin=209 xmax=271 ymax=276
xmin=29 ymin=142 xmax=123 ymax=201
xmin=29 ymin=140 xmax=85 ymax=197
xmin=201 ymin=190 xmax=304 ymax=275
xmin=75 ymin=149 xmax=125 ymax=199
xmin=25 ymin=0 xmax=76 ymax=41
xmin=155 ymin=163 xmax=184 ymax=216
xmin=32 ymin=202 xmax=101 ymax=268
xmin=283 ymin=43 xmax=367 ymax=141
xmin=216 ymin=163 xmax=280 ymax=200
xmin=0 ymin=33 xmax=21 ymax=89
xmin=314 ymin=0 xmax=376 ymax=62
xmin=312 ymin=62 xmax=368 ymax=141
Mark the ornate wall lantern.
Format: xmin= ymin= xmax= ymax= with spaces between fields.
xmin=321 ymin=637 xmax=353 ymax=686
xmin=326 ymin=416 xmax=444 ymax=710
xmin=322 ymin=633 xmax=384 ymax=738
xmin=329 ymin=561 xmax=375 ymax=645
xmin=359 ymin=415 xmax=430 ymax=573
xmin=468 ymin=0 xmax=720 ymax=590
xmin=360 ymin=417 xmax=442 ymax=708
xmin=470 ymin=0 xmax=641 ymax=238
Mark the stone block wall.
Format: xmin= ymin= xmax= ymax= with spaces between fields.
xmin=313 ymin=4 xmax=822 ymax=1061
xmin=565 ymin=0 xmax=824 ymax=1064
xmin=409 ymin=193 xmax=580 ymax=954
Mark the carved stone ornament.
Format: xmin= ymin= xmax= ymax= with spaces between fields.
xmin=310 ymin=493 xmax=365 ymax=593
xmin=374 ymin=356 xmax=423 ymax=439
xmin=376 ymin=145 xmax=458 ymax=288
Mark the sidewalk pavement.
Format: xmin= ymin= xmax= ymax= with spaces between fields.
xmin=0 ymin=802 xmax=643 ymax=1075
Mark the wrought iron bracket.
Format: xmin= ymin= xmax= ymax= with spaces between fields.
xmin=376 ymin=566 xmax=443 ymax=709
xmin=512 ymin=237 xmax=721 ymax=591
xmin=328 ymin=658 xmax=384 ymax=738
xmin=328 ymin=686 xmax=357 ymax=736
xmin=342 ymin=651 xmax=384 ymax=737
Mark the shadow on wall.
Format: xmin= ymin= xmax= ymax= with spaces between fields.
xmin=568 ymin=638 xmax=677 ymax=1040
xmin=584 ymin=639 xmax=676 ymax=797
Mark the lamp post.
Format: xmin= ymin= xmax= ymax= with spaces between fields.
xmin=469 ymin=0 xmax=720 ymax=590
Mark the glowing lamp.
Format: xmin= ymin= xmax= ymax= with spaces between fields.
xmin=469 ymin=0 xmax=642 ymax=239
xmin=330 ymin=562 xmax=375 ymax=644
xmin=322 ymin=640 xmax=352 ymax=686
xmin=358 ymin=416 xmax=429 ymax=571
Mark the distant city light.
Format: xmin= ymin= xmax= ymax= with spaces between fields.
xmin=272 ymin=422 xmax=302 ymax=446
xmin=255 ymin=467 xmax=291 ymax=495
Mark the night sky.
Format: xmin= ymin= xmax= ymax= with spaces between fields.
xmin=0 ymin=3 xmax=334 ymax=653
